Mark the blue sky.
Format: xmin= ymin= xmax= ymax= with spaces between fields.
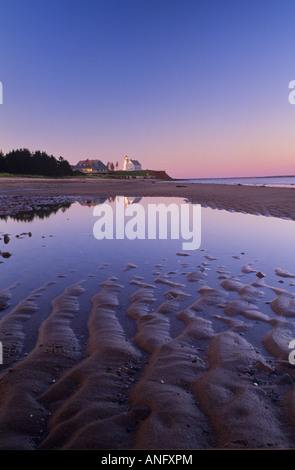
xmin=0 ymin=0 xmax=295 ymax=178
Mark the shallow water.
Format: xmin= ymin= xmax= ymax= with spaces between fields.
xmin=1 ymin=195 xmax=295 ymax=288
xmin=1 ymin=195 xmax=295 ymax=347
xmin=174 ymin=176 xmax=295 ymax=187
xmin=1 ymin=195 xmax=295 ymax=449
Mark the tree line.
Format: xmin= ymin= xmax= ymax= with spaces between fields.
xmin=0 ymin=148 xmax=74 ymax=177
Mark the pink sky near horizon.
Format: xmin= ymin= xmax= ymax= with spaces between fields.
xmin=1 ymin=87 xmax=294 ymax=179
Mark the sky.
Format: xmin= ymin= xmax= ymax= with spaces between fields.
xmin=0 ymin=0 xmax=295 ymax=179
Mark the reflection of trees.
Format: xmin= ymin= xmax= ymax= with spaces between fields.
xmin=0 ymin=195 xmax=144 ymax=223
xmin=0 ymin=202 xmax=72 ymax=222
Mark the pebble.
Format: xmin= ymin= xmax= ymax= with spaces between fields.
xmin=256 ymin=271 xmax=266 ymax=278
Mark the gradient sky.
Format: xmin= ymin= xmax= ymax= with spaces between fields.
xmin=0 ymin=0 xmax=295 ymax=178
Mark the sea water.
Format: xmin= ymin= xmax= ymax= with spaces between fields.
xmin=174 ymin=176 xmax=295 ymax=187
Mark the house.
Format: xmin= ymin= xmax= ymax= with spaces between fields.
xmin=73 ymin=159 xmax=109 ymax=173
xmin=122 ymin=155 xmax=142 ymax=171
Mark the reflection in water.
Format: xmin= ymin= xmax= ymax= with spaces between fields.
xmin=78 ymin=196 xmax=143 ymax=207
xmin=1 ymin=195 xmax=295 ymax=289
xmin=0 ymin=202 xmax=72 ymax=222
xmin=0 ymin=197 xmax=125 ymax=222
xmin=0 ymin=196 xmax=145 ymax=223
xmin=124 ymin=197 xmax=142 ymax=207
xmin=92 ymin=196 xmax=201 ymax=251
xmin=78 ymin=197 xmax=108 ymax=207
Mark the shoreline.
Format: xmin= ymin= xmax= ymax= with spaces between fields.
xmin=0 ymin=177 xmax=295 ymax=220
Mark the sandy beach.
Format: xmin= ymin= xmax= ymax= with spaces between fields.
xmin=1 ymin=177 xmax=295 ymax=450
xmin=1 ymin=176 xmax=295 ymax=220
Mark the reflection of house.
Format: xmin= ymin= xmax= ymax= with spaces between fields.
xmin=122 ymin=155 xmax=142 ymax=171
xmin=73 ymin=159 xmax=109 ymax=173
xmin=78 ymin=197 xmax=108 ymax=207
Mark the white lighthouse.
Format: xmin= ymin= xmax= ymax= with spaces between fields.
xmin=123 ymin=155 xmax=129 ymax=171
xmin=122 ymin=155 xmax=142 ymax=171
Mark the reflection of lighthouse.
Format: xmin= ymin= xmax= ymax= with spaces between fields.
xmin=124 ymin=196 xmax=142 ymax=207
xmin=123 ymin=155 xmax=128 ymax=171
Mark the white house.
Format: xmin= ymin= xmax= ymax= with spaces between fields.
xmin=122 ymin=155 xmax=142 ymax=171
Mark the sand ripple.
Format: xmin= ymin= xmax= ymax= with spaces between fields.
xmin=0 ymin=258 xmax=295 ymax=449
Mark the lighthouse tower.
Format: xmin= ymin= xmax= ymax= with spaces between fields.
xmin=122 ymin=155 xmax=142 ymax=171
xmin=123 ymin=155 xmax=129 ymax=170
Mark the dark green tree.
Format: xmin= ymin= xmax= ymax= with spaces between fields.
xmin=0 ymin=149 xmax=73 ymax=176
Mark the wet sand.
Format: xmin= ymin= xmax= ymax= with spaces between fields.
xmin=1 ymin=177 xmax=295 ymax=450
xmin=1 ymin=251 xmax=295 ymax=449
xmin=0 ymin=176 xmax=295 ymax=220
